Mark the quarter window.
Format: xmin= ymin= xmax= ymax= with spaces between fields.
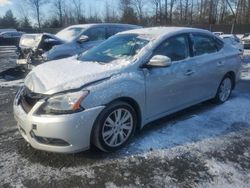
xmin=153 ymin=35 xmax=190 ymax=62
xmin=193 ymin=34 xmax=218 ymax=56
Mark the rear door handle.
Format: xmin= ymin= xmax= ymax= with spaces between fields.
xmin=185 ymin=70 xmax=194 ymax=76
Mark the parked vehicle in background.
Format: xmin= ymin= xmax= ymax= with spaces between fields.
xmin=0 ymin=31 xmax=25 ymax=46
xmin=14 ymin=27 xmax=241 ymax=153
xmin=0 ymin=28 xmax=17 ymax=33
xmin=241 ymin=33 xmax=250 ymax=49
xmin=213 ymin=32 xmax=224 ymax=36
xmin=16 ymin=23 xmax=141 ymax=69
xmin=220 ymin=34 xmax=244 ymax=54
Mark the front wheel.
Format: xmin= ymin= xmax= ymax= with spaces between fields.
xmin=213 ymin=76 xmax=233 ymax=103
xmin=92 ymin=101 xmax=137 ymax=152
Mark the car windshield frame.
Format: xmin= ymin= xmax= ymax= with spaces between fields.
xmin=78 ymin=34 xmax=149 ymax=64
xmin=56 ymin=27 xmax=86 ymax=42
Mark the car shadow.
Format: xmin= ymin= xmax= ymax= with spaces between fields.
xmin=0 ymin=66 xmax=28 ymax=81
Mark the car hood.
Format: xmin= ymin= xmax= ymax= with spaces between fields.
xmin=24 ymin=56 xmax=126 ymax=95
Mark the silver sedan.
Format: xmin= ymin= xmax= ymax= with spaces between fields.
xmin=13 ymin=27 xmax=241 ymax=153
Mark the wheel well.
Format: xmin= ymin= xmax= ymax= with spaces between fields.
xmin=112 ymin=97 xmax=142 ymax=130
xmin=225 ymin=71 xmax=236 ymax=89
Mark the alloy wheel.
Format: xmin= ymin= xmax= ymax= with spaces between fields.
xmin=102 ymin=108 xmax=133 ymax=147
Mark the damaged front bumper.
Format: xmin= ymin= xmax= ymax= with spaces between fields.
xmin=16 ymin=33 xmax=63 ymax=69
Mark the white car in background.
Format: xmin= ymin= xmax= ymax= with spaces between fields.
xmin=220 ymin=34 xmax=244 ymax=54
xmin=213 ymin=32 xmax=224 ymax=36
xmin=241 ymin=33 xmax=250 ymax=49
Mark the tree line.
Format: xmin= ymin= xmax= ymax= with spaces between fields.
xmin=0 ymin=0 xmax=250 ymax=30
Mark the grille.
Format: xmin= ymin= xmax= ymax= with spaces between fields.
xmin=20 ymin=87 xmax=45 ymax=113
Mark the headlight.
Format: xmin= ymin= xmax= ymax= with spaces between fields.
xmin=38 ymin=90 xmax=89 ymax=115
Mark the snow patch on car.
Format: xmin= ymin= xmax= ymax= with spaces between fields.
xmin=25 ymin=57 xmax=129 ymax=94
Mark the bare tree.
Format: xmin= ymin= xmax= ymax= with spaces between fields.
xmin=119 ymin=0 xmax=138 ymax=24
xmin=131 ymin=0 xmax=146 ymax=23
xmin=53 ymin=0 xmax=64 ymax=27
xmin=169 ymin=0 xmax=175 ymax=24
xmin=26 ymin=0 xmax=47 ymax=29
xmin=72 ymin=0 xmax=84 ymax=23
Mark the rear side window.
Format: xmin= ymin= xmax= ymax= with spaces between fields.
xmin=192 ymin=34 xmax=219 ymax=56
xmin=153 ymin=35 xmax=190 ymax=62
xmin=84 ymin=27 xmax=106 ymax=41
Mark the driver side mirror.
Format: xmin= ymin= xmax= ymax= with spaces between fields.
xmin=77 ymin=35 xmax=89 ymax=43
xmin=44 ymin=38 xmax=57 ymax=43
xmin=145 ymin=55 xmax=172 ymax=68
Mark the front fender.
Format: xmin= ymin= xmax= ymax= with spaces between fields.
xmin=82 ymin=71 xmax=146 ymax=126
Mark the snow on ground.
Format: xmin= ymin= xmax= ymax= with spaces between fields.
xmin=0 ymin=79 xmax=23 ymax=87
xmin=126 ymin=96 xmax=250 ymax=153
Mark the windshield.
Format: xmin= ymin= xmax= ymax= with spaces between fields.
xmin=79 ymin=34 xmax=149 ymax=63
xmin=56 ymin=27 xmax=86 ymax=42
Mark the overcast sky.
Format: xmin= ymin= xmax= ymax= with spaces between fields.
xmin=0 ymin=0 xmax=117 ymax=20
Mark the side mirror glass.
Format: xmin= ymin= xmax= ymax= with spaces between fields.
xmin=146 ymin=55 xmax=172 ymax=68
xmin=77 ymin=35 xmax=89 ymax=43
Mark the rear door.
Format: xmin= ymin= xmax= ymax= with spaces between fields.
xmin=190 ymin=33 xmax=225 ymax=99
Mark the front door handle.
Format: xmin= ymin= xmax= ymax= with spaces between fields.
xmin=185 ymin=69 xmax=194 ymax=76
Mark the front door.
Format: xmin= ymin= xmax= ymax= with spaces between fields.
xmin=145 ymin=34 xmax=199 ymax=120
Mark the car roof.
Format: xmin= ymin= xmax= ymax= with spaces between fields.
xmin=0 ymin=31 xmax=23 ymax=34
xmin=119 ymin=27 xmax=212 ymax=40
xmin=67 ymin=23 xmax=141 ymax=29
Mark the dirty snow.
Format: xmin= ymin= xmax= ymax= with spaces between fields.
xmin=0 ymin=79 xmax=23 ymax=87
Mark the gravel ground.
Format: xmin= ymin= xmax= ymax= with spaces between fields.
xmin=0 ymin=46 xmax=250 ymax=188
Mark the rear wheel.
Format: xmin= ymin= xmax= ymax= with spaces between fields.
xmin=92 ymin=101 xmax=137 ymax=152
xmin=213 ymin=76 xmax=233 ymax=103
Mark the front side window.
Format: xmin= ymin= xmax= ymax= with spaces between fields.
xmin=193 ymin=34 xmax=218 ymax=56
xmin=56 ymin=27 xmax=86 ymax=42
xmin=153 ymin=35 xmax=190 ymax=61
xmin=107 ymin=27 xmax=125 ymax=38
xmin=84 ymin=27 xmax=106 ymax=41
xmin=79 ymin=34 xmax=149 ymax=63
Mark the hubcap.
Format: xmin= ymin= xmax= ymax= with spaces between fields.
xmin=219 ymin=78 xmax=232 ymax=102
xmin=102 ymin=108 xmax=133 ymax=147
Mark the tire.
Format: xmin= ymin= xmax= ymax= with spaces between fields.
xmin=213 ymin=75 xmax=233 ymax=103
xmin=92 ymin=101 xmax=137 ymax=152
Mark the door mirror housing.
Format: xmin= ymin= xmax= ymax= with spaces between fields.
xmin=146 ymin=55 xmax=172 ymax=68
xmin=44 ymin=38 xmax=57 ymax=43
xmin=77 ymin=35 xmax=89 ymax=43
